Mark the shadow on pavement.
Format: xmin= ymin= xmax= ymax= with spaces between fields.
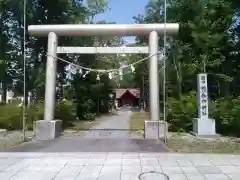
xmin=1 ymin=138 xmax=168 ymax=152
xmin=75 ymin=128 xmax=142 ymax=131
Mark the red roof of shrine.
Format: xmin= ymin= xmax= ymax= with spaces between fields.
xmin=115 ymin=88 xmax=140 ymax=99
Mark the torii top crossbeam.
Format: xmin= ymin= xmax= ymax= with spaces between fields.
xmin=28 ymin=23 xmax=179 ymax=36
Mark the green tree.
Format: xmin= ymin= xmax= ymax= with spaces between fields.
xmin=131 ymin=0 xmax=240 ymax=132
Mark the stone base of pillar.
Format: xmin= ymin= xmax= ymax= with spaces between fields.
xmin=34 ymin=120 xmax=62 ymax=140
xmin=192 ymin=118 xmax=218 ymax=137
xmin=144 ymin=120 xmax=168 ymax=139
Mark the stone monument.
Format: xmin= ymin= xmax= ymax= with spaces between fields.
xmin=193 ymin=73 xmax=216 ymax=137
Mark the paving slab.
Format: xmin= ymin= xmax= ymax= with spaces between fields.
xmin=0 ymin=153 xmax=238 ymax=180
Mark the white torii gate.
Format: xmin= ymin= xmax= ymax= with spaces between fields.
xmin=28 ymin=23 xmax=179 ymax=140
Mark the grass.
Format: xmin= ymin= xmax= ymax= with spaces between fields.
xmin=129 ymin=111 xmax=240 ymax=154
xmin=167 ymin=133 xmax=240 ymax=154
xmin=129 ymin=111 xmax=148 ymax=132
xmin=0 ymin=130 xmax=33 ymax=150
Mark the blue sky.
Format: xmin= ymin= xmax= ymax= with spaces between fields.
xmin=95 ymin=0 xmax=148 ymax=43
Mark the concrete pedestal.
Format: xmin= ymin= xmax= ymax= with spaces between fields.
xmin=144 ymin=120 xmax=168 ymax=139
xmin=192 ymin=118 xmax=217 ymax=137
xmin=35 ymin=120 xmax=62 ymax=140
xmin=0 ymin=129 xmax=6 ymax=137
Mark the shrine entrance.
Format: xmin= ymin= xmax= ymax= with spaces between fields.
xmin=28 ymin=23 xmax=179 ymax=140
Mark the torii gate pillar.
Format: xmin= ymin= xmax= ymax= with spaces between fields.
xmin=28 ymin=23 xmax=179 ymax=140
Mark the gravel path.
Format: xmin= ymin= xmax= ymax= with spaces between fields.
xmin=2 ymin=110 xmax=167 ymax=152
xmin=77 ymin=110 xmax=143 ymax=139
xmin=63 ymin=110 xmax=143 ymax=139
xmin=92 ymin=110 xmax=131 ymax=130
xmin=0 ymin=131 xmax=33 ymax=150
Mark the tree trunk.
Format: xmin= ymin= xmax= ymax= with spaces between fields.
xmin=2 ymin=81 xmax=6 ymax=103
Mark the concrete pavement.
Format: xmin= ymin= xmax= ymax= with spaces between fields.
xmin=0 ymin=111 xmax=239 ymax=179
xmin=0 ymin=153 xmax=239 ymax=180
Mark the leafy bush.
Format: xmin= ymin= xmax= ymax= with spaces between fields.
xmin=0 ymin=104 xmax=22 ymax=130
xmin=167 ymin=93 xmax=240 ymax=137
xmin=26 ymin=102 xmax=44 ymax=129
xmin=54 ymin=100 xmax=76 ymax=128
xmin=167 ymin=91 xmax=197 ymax=132
xmin=0 ymin=100 xmax=75 ymax=130
xmin=76 ymin=99 xmax=97 ymax=121
xmin=83 ymin=113 xmax=96 ymax=121
xmin=210 ymin=96 xmax=240 ymax=137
